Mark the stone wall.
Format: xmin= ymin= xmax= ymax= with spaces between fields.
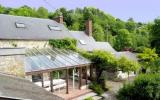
xmin=0 ymin=40 xmax=50 ymax=48
xmin=0 ymin=40 xmax=51 ymax=78
xmin=0 ymin=55 xmax=25 ymax=77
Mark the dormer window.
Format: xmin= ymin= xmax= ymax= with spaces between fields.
xmin=79 ymin=40 xmax=86 ymax=45
xmin=48 ymin=25 xmax=61 ymax=31
xmin=15 ymin=22 xmax=26 ymax=28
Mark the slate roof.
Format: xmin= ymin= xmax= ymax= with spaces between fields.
xmin=70 ymin=31 xmax=138 ymax=61
xmin=95 ymin=42 xmax=116 ymax=53
xmin=70 ymin=31 xmax=116 ymax=53
xmin=0 ymin=72 xmax=63 ymax=100
xmin=115 ymin=51 xmax=138 ymax=61
xmin=70 ymin=31 xmax=96 ymax=52
xmin=0 ymin=14 xmax=72 ymax=40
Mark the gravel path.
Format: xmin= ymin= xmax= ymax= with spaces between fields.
xmin=102 ymin=76 xmax=135 ymax=100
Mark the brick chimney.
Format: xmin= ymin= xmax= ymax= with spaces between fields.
xmin=85 ymin=19 xmax=92 ymax=36
xmin=53 ymin=15 xmax=64 ymax=24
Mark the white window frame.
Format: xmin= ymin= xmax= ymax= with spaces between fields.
xmin=48 ymin=25 xmax=61 ymax=31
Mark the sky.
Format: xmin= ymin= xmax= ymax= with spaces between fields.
xmin=0 ymin=0 xmax=160 ymax=22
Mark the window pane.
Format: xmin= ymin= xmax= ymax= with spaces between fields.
xmin=15 ymin=22 xmax=26 ymax=28
xmin=79 ymin=40 xmax=86 ymax=45
xmin=48 ymin=25 xmax=61 ymax=31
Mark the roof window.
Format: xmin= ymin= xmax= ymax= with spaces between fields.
xmin=48 ymin=25 xmax=61 ymax=31
xmin=15 ymin=22 xmax=26 ymax=28
xmin=79 ymin=40 xmax=87 ymax=45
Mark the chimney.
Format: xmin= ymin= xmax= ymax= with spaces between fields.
xmin=53 ymin=15 xmax=64 ymax=24
xmin=85 ymin=19 xmax=92 ymax=36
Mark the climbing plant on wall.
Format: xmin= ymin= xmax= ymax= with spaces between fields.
xmin=49 ymin=38 xmax=77 ymax=50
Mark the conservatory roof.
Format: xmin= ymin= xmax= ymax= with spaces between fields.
xmin=25 ymin=48 xmax=91 ymax=75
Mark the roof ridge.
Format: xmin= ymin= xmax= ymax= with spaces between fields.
xmin=0 ymin=14 xmax=55 ymax=22
xmin=69 ymin=30 xmax=85 ymax=32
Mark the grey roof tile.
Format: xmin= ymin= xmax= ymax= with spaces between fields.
xmin=0 ymin=72 xmax=63 ymax=100
xmin=0 ymin=14 xmax=73 ymax=40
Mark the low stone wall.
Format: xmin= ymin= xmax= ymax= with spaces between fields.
xmin=0 ymin=55 xmax=25 ymax=77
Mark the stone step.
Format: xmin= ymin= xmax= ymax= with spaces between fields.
xmin=72 ymin=92 xmax=97 ymax=100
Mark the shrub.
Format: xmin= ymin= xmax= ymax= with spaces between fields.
xmin=117 ymin=74 xmax=160 ymax=100
xmin=135 ymin=46 xmax=145 ymax=53
xmin=89 ymin=82 xmax=104 ymax=95
xmin=84 ymin=97 xmax=94 ymax=100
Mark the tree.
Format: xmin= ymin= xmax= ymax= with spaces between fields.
xmin=0 ymin=5 xmax=4 ymax=13
xmin=150 ymin=58 xmax=160 ymax=73
xmin=117 ymin=74 xmax=160 ymax=100
xmin=151 ymin=18 xmax=160 ymax=53
xmin=85 ymin=50 xmax=117 ymax=83
xmin=114 ymin=29 xmax=132 ymax=51
xmin=138 ymin=48 xmax=158 ymax=73
xmin=93 ymin=23 xmax=105 ymax=41
xmin=112 ymin=18 xmax=126 ymax=35
xmin=126 ymin=18 xmax=136 ymax=32
xmin=9 ymin=6 xmax=37 ymax=17
xmin=118 ymin=57 xmax=140 ymax=80
xmin=37 ymin=7 xmax=48 ymax=18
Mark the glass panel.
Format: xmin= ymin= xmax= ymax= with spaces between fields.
xmin=39 ymin=49 xmax=65 ymax=67
xmin=15 ymin=22 xmax=26 ymax=28
xmin=25 ymin=48 xmax=91 ymax=73
xmin=48 ymin=49 xmax=73 ymax=66
xmin=79 ymin=40 xmax=87 ymax=45
xmin=52 ymin=48 xmax=79 ymax=66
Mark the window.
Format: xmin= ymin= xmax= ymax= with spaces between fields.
xmin=79 ymin=40 xmax=87 ymax=45
xmin=48 ymin=25 xmax=61 ymax=31
xmin=15 ymin=22 xmax=26 ymax=28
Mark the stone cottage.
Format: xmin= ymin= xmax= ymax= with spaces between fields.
xmin=0 ymin=14 xmax=137 ymax=79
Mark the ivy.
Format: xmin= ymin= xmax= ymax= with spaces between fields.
xmin=49 ymin=38 xmax=77 ymax=50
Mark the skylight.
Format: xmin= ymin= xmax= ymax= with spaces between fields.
xmin=48 ymin=25 xmax=61 ymax=31
xmin=79 ymin=40 xmax=87 ymax=45
xmin=15 ymin=22 xmax=26 ymax=28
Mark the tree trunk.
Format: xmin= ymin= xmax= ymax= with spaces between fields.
xmin=96 ymin=68 xmax=103 ymax=83
xmin=128 ymin=72 xmax=129 ymax=81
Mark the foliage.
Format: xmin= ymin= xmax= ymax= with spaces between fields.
xmin=125 ymin=18 xmax=136 ymax=32
xmin=49 ymin=38 xmax=77 ymax=50
xmin=79 ymin=50 xmax=118 ymax=83
xmin=0 ymin=5 xmax=4 ymax=13
xmin=37 ymin=7 xmax=48 ymax=18
xmin=114 ymin=29 xmax=132 ymax=51
xmin=52 ymin=70 xmax=63 ymax=79
xmin=91 ymin=50 xmax=117 ymax=70
xmin=89 ymin=82 xmax=104 ymax=95
xmin=138 ymin=48 xmax=158 ymax=72
xmin=93 ymin=23 xmax=105 ymax=41
xmin=151 ymin=18 xmax=160 ymax=53
xmin=117 ymin=57 xmax=140 ymax=79
xmin=135 ymin=46 xmax=146 ymax=53
xmin=117 ymin=74 xmax=160 ymax=100
xmin=138 ymin=48 xmax=158 ymax=62
xmin=84 ymin=97 xmax=94 ymax=100
xmin=118 ymin=57 xmax=140 ymax=72
xmin=149 ymin=58 xmax=160 ymax=73
xmin=9 ymin=6 xmax=37 ymax=17
xmin=91 ymin=50 xmax=117 ymax=82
